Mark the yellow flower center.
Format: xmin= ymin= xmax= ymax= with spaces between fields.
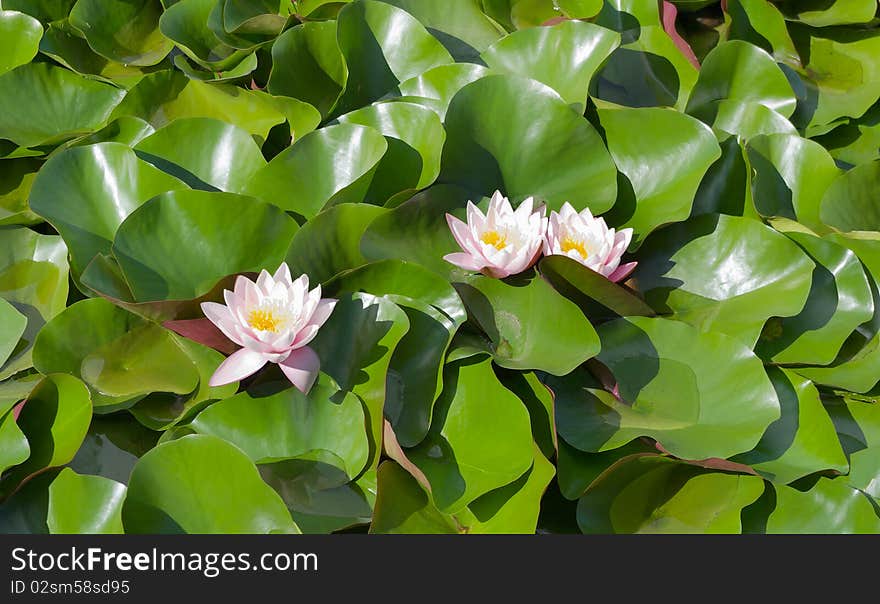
xmin=561 ymin=236 xmax=588 ymax=258
xmin=480 ymin=230 xmax=507 ymax=250
xmin=248 ymin=309 xmax=282 ymax=333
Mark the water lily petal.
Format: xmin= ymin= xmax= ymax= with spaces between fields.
xmin=269 ymin=278 xmax=289 ymax=302
xmin=304 ymin=284 xmax=322 ymax=317
xmin=514 ymin=196 xmax=535 ymax=220
xmin=273 ymin=262 xmax=292 ymax=286
xmin=444 ymin=251 xmax=487 ymax=272
xmin=196 ymin=304 xmax=245 ymax=348
xmin=466 ymin=200 xmax=487 ymax=234
xmin=256 ymin=269 xmax=275 ymax=295
xmin=241 ymin=276 xmax=262 ymax=314
xmin=482 ymin=265 xmax=513 ymax=279
xmin=278 ymin=346 xmax=321 ymax=393
xmin=164 ymin=317 xmax=239 ymax=354
xmin=488 ymin=190 xmax=507 ymax=216
xmin=447 ymin=214 xmax=475 ymax=251
xmin=607 ymin=261 xmax=638 ymax=283
xmin=291 ymin=323 xmax=321 ymax=349
xmin=290 ymin=274 xmax=309 ymax=306
xmin=230 ymin=323 xmax=281 ymax=355
xmin=307 ymin=298 xmax=337 ymax=329
xmin=208 ymin=348 xmax=269 ymax=387
xmin=560 ymin=202 xmax=578 ymax=220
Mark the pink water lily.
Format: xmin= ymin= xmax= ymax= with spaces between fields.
xmin=200 ymin=263 xmax=336 ymax=393
xmin=544 ymin=202 xmax=637 ymax=282
xmin=444 ymin=191 xmax=547 ymax=278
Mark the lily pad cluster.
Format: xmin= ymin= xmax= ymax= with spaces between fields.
xmin=1 ymin=0 xmax=879 ymax=534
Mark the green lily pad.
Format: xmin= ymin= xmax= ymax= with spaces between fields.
xmin=556 ymin=0 xmax=604 ymax=18
xmin=328 ymin=259 xmax=466 ymax=324
xmin=0 ymin=158 xmax=42 ymax=226
xmin=755 ymin=230 xmax=874 ymax=366
xmin=338 ymin=101 xmax=445 ymax=202
xmin=591 ymin=26 xmax=699 ymax=112
xmin=794 ymin=27 xmax=880 ymax=131
xmin=576 ymin=455 xmax=764 ymax=533
xmin=497 ymin=369 xmax=557 ymax=460
xmin=0 ymin=10 xmax=43 ymax=76
xmin=633 ymin=213 xmax=815 ymax=347
xmin=69 ymin=117 xmax=157 ymax=148
xmin=820 ymin=160 xmax=880 ymax=233
xmin=112 ymin=70 xmax=288 ymax=141
xmin=29 ymin=142 xmax=187 ymax=278
xmin=825 ymin=394 xmax=880 ymax=455
xmin=160 ymin=0 xmax=254 ymax=72
xmin=47 ymin=468 xmax=125 ymax=534
xmin=2 ymin=0 xmax=77 ymax=22
xmin=712 ymin=99 xmax=797 ymax=139
xmin=0 ymin=298 xmax=27 ymax=370
xmin=123 ymin=434 xmax=300 ymax=533
xmin=455 ymin=271 xmax=601 ymax=376
xmin=598 ymin=106 xmax=721 ymax=246
xmin=746 ymin=133 xmax=841 ymax=232
xmin=285 ymin=203 xmax=387 ymax=283
xmin=37 ymin=19 xmax=149 ymax=86
xmin=129 ymin=335 xmax=238 ymax=431
xmin=262 ymin=94 xmax=322 ymax=143
xmin=813 ymin=103 xmax=880 ymax=169
xmin=724 ymin=0 xmax=800 ymax=66
xmin=778 ymin=0 xmax=878 ymax=27
xmin=172 ymin=52 xmax=258 ymax=83
xmin=370 ymin=461 xmax=460 ymax=534
xmin=267 ymin=20 xmax=347 ymax=118
xmin=767 ymin=477 xmax=880 ymax=534
xmin=407 ymin=356 xmax=535 ymax=513
xmin=0 ymin=470 xmax=57 ymax=534
xmin=382 ymin=0 xmax=504 ymax=61
xmin=69 ymin=0 xmax=172 ymax=67
xmin=553 ymin=316 xmax=781 ymax=460
xmin=538 ymin=255 xmax=655 ymax=321
xmin=0 ymin=395 xmax=30 ymax=475
xmin=595 ymin=0 xmax=662 ymax=31
xmin=311 ymin=293 xmax=411 ymax=470
xmin=397 ymin=63 xmax=491 ymax=120
xmin=482 ymin=20 xmax=620 ymax=113
xmin=0 ymin=62 xmax=126 ymax=147
xmin=847 ymin=446 xmax=880 ymax=502
xmin=0 ymin=228 xmax=69 ymax=380
xmin=242 ymin=124 xmax=387 ymax=219
xmin=328 ymin=261 xmax=465 ymax=447
xmin=360 ymin=184 xmax=481 ymax=280
xmin=686 ymin=40 xmax=796 ymax=124
xmin=112 ymin=189 xmax=298 ymax=301
xmin=441 ymin=74 xmax=617 ymax=213
xmin=466 ymin=443 xmax=555 ymax=533
xmin=794 ymin=232 xmax=880 ymax=393
xmin=333 ymin=0 xmax=453 ymax=115
xmin=0 ymin=374 xmax=91 ymax=498
xmin=191 ymin=375 xmax=369 ymax=479
xmin=382 ymin=298 xmax=457 ymax=448
xmin=134 ymin=117 xmax=267 ymax=192
xmin=263 ymin=461 xmax=376 ymax=533
xmin=222 ymin=0 xmax=292 ymax=36
xmin=68 ymin=414 xmax=160 ymax=484
xmin=32 ymin=298 xmax=204 ymax=408
xmin=731 ymin=368 xmax=848 ymax=484
xmin=556 ymin=439 xmax=657 ymax=500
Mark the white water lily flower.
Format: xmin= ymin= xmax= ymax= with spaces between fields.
xmin=200 ymin=263 xmax=336 ymax=393
xmin=444 ymin=191 xmax=547 ymax=279
xmin=544 ymin=202 xmax=637 ymax=282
